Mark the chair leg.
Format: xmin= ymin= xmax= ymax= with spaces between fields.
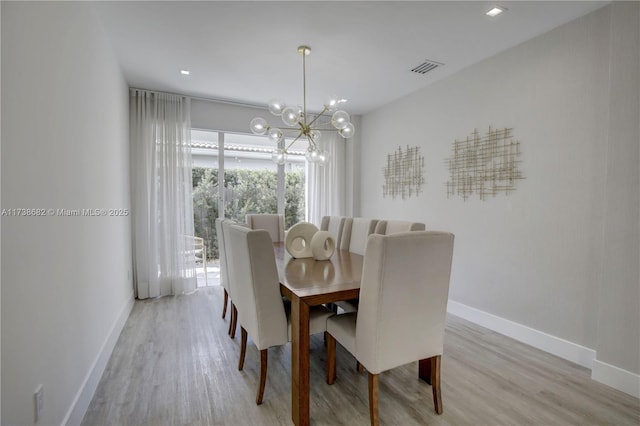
xmin=368 ymin=373 xmax=379 ymax=426
xmin=222 ymin=289 xmax=228 ymax=319
xmin=238 ymin=327 xmax=247 ymax=370
xmin=227 ymin=302 xmax=234 ymax=336
xmin=256 ymin=349 xmax=268 ymax=405
xmin=431 ymin=355 xmax=443 ymax=414
xmin=229 ymin=303 xmax=237 ymax=338
xmin=419 ymin=357 xmax=432 ymax=384
xmin=326 ymin=332 xmax=337 ymax=385
xmin=357 ymin=361 xmax=365 ymax=373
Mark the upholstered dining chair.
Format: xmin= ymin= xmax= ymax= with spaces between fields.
xmin=215 ymin=219 xmax=230 ymax=321
xmin=224 ymin=224 xmax=334 ymax=405
xmin=335 ymin=217 xmax=379 ymax=314
xmin=220 ymin=219 xmax=249 ymax=339
xmin=320 ymin=216 xmax=346 ymax=246
xmin=245 ymin=213 xmax=285 ymax=243
xmin=375 ymin=219 xmax=425 ymax=235
xmin=325 ymin=231 xmax=455 ymax=426
xmin=339 ymin=217 xmax=378 ymax=256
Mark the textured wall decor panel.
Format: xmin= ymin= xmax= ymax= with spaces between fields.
xmin=446 ymin=127 xmax=524 ymax=200
xmin=382 ymin=145 xmax=425 ymax=199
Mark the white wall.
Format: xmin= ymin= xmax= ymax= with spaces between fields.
xmin=1 ymin=2 xmax=133 ymax=425
xmin=359 ymin=3 xmax=639 ymax=395
xmin=593 ymin=1 xmax=640 ymax=393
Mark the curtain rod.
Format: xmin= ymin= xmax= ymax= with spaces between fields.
xmin=129 ymin=86 xmax=266 ymax=110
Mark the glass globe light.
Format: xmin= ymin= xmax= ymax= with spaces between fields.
xmin=271 ymin=148 xmax=287 ymax=165
xmin=317 ymin=150 xmax=329 ymax=166
xmin=326 ymin=95 xmax=340 ymax=111
xmin=309 ymin=129 xmax=322 ymax=142
xmin=268 ymin=99 xmax=286 ymax=116
xmin=338 ymin=122 xmax=355 ymax=138
xmin=268 ymin=127 xmax=283 ymax=143
xmin=282 ymin=106 xmax=301 ymax=127
xmin=250 ymin=117 xmax=268 ymax=135
xmin=331 ymin=110 xmax=350 ymax=129
xmin=305 ymin=147 xmax=319 ymax=163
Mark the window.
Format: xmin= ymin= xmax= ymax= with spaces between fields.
xmin=191 ymin=129 xmax=307 ymax=262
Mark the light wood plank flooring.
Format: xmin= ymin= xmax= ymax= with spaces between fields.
xmin=82 ymin=286 xmax=640 ymax=425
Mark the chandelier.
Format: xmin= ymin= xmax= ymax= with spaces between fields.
xmin=249 ymin=45 xmax=355 ymax=165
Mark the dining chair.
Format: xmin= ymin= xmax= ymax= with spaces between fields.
xmin=375 ymin=219 xmax=425 ymax=235
xmin=224 ymin=223 xmax=334 ymax=405
xmin=325 ymin=231 xmax=455 ymax=425
xmin=215 ymin=219 xmax=229 ymax=320
xmin=245 ymin=213 xmax=285 ymax=243
xmin=320 ymin=216 xmax=346 ymax=246
xmin=339 ymin=217 xmax=378 ymax=256
xmin=220 ymin=219 xmax=249 ymax=338
xmin=335 ymin=217 xmax=379 ymax=314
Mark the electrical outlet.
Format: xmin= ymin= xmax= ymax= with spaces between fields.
xmin=34 ymin=384 xmax=44 ymax=423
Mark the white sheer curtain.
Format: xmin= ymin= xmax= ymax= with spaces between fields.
xmin=307 ymin=132 xmax=346 ymax=226
xmin=130 ymin=89 xmax=197 ymax=299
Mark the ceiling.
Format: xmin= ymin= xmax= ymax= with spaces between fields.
xmin=93 ymin=1 xmax=608 ymax=115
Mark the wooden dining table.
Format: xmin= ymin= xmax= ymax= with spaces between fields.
xmin=273 ymin=242 xmax=363 ymax=426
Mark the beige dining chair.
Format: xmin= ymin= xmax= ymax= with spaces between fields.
xmin=320 ymin=216 xmax=346 ymax=246
xmin=335 ymin=217 xmax=379 ymax=314
xmin=215 ymin=219 xmax=229 ymax=320
xmin=325 ymin=231 xmax=455 ymax=426
xmin=224 ymin=224 xmax=334 ymax=405
xmin=375 ymin=219 xmax=425 ymax=235
xmin=245 ymin=213 xmax=285 ymax=243
xmin=220 ymin=219 xmax=248 ymax=338
xmin=340 ymin=217 xmax=378 ymax=256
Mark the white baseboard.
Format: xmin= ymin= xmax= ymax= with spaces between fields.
xmin=447 ymin=300 xmax=596 ymax=369
xmin=62 ymin=292 xmax=134 ymax=426
xmin=592 ymin=359 xmax=640 ymax=399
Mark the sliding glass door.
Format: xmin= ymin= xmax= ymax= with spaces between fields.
xmin=191 ymin=129 xmax=306 ymax=284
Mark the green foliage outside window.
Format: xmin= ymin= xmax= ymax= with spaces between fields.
xmin=192 ymin=167 xmax=305 ymax=259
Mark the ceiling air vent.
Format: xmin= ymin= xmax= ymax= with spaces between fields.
xmin=410 ymin=60 xmax=443 ymax=75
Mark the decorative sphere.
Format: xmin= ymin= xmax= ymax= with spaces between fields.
xmin=268 ymin=127 xmax=283 ymax=142
xmin=271 ymin=148 xmax=287 ymax=165
xmin=339 ymin=122 xmax=355 ymax=138
xmin=331 ymin=110 xmax=350 ymax=129
xmin=309 ymin=129 xmax=322 ymax=142
xmin=326 ymin=95 xmax=340 ymax=111
xmin=305 ymin=148 xmax=319 ymax=163
xmin=282 ymin=106 xmax=301 ymax=127
xmin=268 ymin=99 xmax=286 ymax=116
xmin=317 ymin=150 xmax=329 ymax=166
xmin=250 ymin=117 xmax=268 ymax=135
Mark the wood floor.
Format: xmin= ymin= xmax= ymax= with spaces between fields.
xmin=82 ymin=286 xmax=640 ymax=425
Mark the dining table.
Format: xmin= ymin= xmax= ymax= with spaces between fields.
xmin=273 ymin=241 xmax=363 ymax=426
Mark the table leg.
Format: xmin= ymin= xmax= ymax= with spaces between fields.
xmin=291 ymin=296 xmax=311 ymax=426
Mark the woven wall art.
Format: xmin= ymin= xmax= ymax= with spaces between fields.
xmin=383 ymin=145 xmax=424 ymax=199
xmin=445 ymin=127 xmax=524 ymax=200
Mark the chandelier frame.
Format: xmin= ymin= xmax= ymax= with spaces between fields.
xmin=250 ymin=45 xmax=355 ymax=164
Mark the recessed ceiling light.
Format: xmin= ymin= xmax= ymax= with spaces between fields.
xmin=180 ymin=70 xmax=190 ymax=75
xmin=486 ymin=6 xmax=506 ymax=17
